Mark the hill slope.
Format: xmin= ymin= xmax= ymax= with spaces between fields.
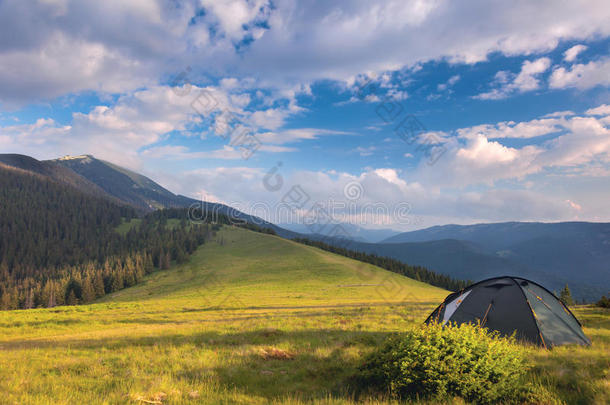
xmin=0 ymin=227 xmax=448 ymax=403
xmin=0 ymin=163 xmax=216 ymax=310
xmin=0 ymin=162 xmax=137 ymax=275
xmin=0 ymin=226 xmax=607 ymax=404
xmin=51 ymin=155 xmax=186 ymax=211
xmin=102 ymin=226 xmax=447 ymax=307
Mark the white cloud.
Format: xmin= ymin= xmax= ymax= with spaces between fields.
xmin=430 ymin=134 xmax=542 ymax=186
xmin=243 ymin=0 xmax=610 ymax=86
xmin=475 ymin=57 xmax=551 ymax=99
xmin=355 ymin=146 xmax=376 ymax=156
xmin=111 ymin=102 xmax=610 ymax=227
xmin=156 ymin=163 xmax=589 ymax=229
xmin=437 ymin=74 xmax=460 ymax=91
xmin=248 ymin=107 xmax=293 ymax=130
xmin=0 ymin=0 xmax=193 ymax=107
xmin=0 ymin=118 xmax=71 ymax=149
xmin=586 ymin=104 xmax=610 ymax=116
xmin=563 ymin=44 xmax=587 ymax=62
xmin=200 ymin=0 xmax=270 ymax=40
xmin=513 ymin=58 xmax=552 ymax=91
xmin=536 ymin=116 xmax=610 ymax=167
xmin=2 ymin=1 xmax=610 ymax=106
xmin=455 ymin=118 xmax=560 ymax=139
xmin=0 ymin=84 xmax=311 ymax=167
xmin=414 ymin=105 xmax=610 ymax=187
xmin=257 ymin=128 xmax=351 ymax=145
xmin=566 ymin=199 xmax=582 ymax=211
xmin=258 ymin=145 xmax=297 ymax=153
xmin=542 ymin=110 xmax=575 ymax=118
xmin=549 ymin=58 xmax=610 ymax=89
xmin=142 ymin=145 xmax=250 ymax=160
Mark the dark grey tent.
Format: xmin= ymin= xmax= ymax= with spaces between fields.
xmin=425 ymin=276 xmax=590 ymax=348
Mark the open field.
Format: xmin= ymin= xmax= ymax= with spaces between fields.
xmin=0 ymin=227 xmax=608 ymax=404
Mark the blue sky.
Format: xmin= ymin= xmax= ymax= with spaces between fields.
xmin=1 ymin=0 xmax=609 ymax=230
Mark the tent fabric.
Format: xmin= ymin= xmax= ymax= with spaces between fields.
xmin=441 ymin=290 xmax=471 ymax=324
xmin=425 ymin=276 xmax=591 ymax=348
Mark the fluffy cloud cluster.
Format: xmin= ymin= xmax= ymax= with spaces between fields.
xmin=1 ymin=1 xmax=610 ymax=227
xmin=475 ymin=44 xmax=609 ymax=98
xmin=152 ymin=105 xmax=610 ymax=227
xmin=475 ymin=58 xmax=551 ymax=99
xmin=0 ymin=86 xmax=195 ymax=167
xmin=1 ymin=0 xmax=610 ymax=106
xmin=0 ymin=82 xmax=341 ymax=167
xmin=160 ymin=164 xmax=585 ymax=230
xmin=550 ymin=57 xmax=610 ymax=90
xmin=563 ymin=44 xmax=588 ymax=62
xmin=415 ymin=106 xmax=610 ymax=187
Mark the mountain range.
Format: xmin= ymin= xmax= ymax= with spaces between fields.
xmin=0 ymin=153 xmax=296 ymax=238
xmin=0 ymin=153 xmax=607 ymax=301
xmin=319 ymin=234 xmax=607 ymax=302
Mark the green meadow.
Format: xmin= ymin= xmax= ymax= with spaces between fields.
xmin=0 ymin=227 xmax=608 ymax=404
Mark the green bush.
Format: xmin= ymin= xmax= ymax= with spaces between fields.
xmin=356 ymin=323 xmax=532 ymax=404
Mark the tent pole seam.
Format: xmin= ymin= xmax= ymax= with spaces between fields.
xmin=481 ymin=302 xmax=493 ymax=326
xmin=513 ymin=278 xmax=546 ymax=348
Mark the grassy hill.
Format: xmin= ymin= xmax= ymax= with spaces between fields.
xmin=100 ymin=226 xmax=447 ymax=307
xmin=0 ymin=227 xmax=608 ymax=404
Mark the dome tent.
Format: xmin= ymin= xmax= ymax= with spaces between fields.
xmin=425 ymin=276 xmax=590 ymax=348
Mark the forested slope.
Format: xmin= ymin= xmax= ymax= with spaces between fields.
xmin=0 ymin=165 xmax=212 ymax=309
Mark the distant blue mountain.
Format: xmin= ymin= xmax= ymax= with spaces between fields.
xmin=374 ymin=222 xmax=610 ymax=301
xmin=280 ymin=222 xmax=400 ymax=243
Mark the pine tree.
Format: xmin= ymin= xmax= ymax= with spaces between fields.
xmin=93 ymin=272 xmax=105 ymax=298
xmin=124 ymin=266 xmax=136 ymax=287
xmin=48 ymin=286 xmax=57 ymax=308
xmin=53 ymin=279 xmax=65 ymax=306
xmin=144 ymin=252 xmax=154 ymax=274
xmin=175 ymin=247 xmax=187 ymax=264
xmin=1 ymin=290 xmax=14 ymax=310
xmin=24 ymin=288 xmax=34 ymax=309
xmin=0 ymin=260 xmax=8 ymax=280
xmin=111 ymin=270 xmax=124 ymax=292
xmin=81 ymin=277 xmax=96 ymax=303
xmin=66 ymin=290 xmax=78 ymax=306
xmin=161 ymin=250 xmax=171 ymax=270
xmin=559 ymin=284 xmax=574 ymax=306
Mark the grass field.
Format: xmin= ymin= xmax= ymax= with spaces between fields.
xmin=0 ymin=227 xmax=608 ymax=404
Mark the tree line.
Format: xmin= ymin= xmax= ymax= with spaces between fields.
xmin=293 ymin=237 xmax=470 ymax=292
xmin=0 ymin=210 xmax=218 ymax=310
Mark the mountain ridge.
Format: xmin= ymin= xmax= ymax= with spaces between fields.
xmin=0 ymin=153 xmax=120 ymax=202
xmin=0 ymin=153 xmax=297 ymax=239
xmin=2 ymin=153 xmax=607 ymax=301
xmin=307 ymin=234 xmax=606 ymax=301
